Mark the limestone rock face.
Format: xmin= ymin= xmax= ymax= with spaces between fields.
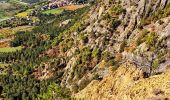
xmin=159 ymin=23 xmax=170 ymax=39
xmin=98 ymin=6 xmax=104 ymax=18
xmin=52 ymin=0 xmax=170 ymax=98
xmin=74 ymin=62 xmax=170 ymax=100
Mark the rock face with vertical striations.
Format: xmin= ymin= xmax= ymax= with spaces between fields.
xmin=41 ymin=0 xmax=170 ymax=99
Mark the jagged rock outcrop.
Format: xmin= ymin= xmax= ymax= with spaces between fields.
xmin=54 ymin=0 xmax=170 ymax=96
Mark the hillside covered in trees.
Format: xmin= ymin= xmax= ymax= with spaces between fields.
xmin=1 ymin=0 xmax=170 ymax=99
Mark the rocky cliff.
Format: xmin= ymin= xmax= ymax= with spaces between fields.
xmin=44 ymin=0 xmax=170 ymax=99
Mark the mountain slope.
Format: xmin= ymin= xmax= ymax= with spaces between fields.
xmin=55 ymin=0 xmax=170 ymax=94
xmin=55 ymin=0 xmax=170 ymax=98
xmin=74 ymin=62 xmax=170 ymax=100
xmin=1 ymin=0 xmax=170 ymax=99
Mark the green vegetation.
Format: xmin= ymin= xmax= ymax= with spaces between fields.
xmin=0 ymin=46 xmax=22 ymax=53
xmin=135 ymin=30 xmax=158 ymax=47
xmin=110 ymin=18 xmax=121 ymax=30
xmin=136 ymin=29 xmax=149 ymax=46
xmin=15 ymin=9 xmax=33 ymax=17
xmin=79 ymin=33 xmax=88 ymax=44
xmin=0 ymin=1 xmax=167 ymax=99
xmin=152 ymin=5 xmax=170 ymax=21
xmin=0 ymin=63 xmax=10 ymax=67
xmin=102 ymin=4 xmax=123 ymax=31
xmin=92 ymin=48 xmax=100 ymax=59
xmin=0 ymin=6 xmax=89 ymax=99
xmin=140 ymin=3 xmax=170 ymax=26
xmin=38 ymin=83 xmax=71 ymax=100
xmin=0 ymin=26 xmax=33 ymax=39
xmin=0 ymin=9 xmax=5 ymax=19
xmin=42 ymin=8 xmax=64 ymax=15
xmin=152 ymin=59 xmax=159 ymax=70
xmin=145 ymin=32 xmax=158 ymax=46
xmin=8 ymin=0 xmax=28 ymax=5
xmin=0 ymin=1 xmax=28 ymax=20
xmin=80 ymin=47 xmax=91 ymax=64
xmin=110 ymin=4 xmax=126 ymax=15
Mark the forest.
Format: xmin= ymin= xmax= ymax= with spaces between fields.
xmin=0 ymin=3 xmax=90 ymax=99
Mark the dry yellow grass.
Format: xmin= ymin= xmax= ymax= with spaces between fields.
xmin=74 ymin=62 xmax=170 ymax=100
xmin=0 ymin=3 xmax=11 ymax=9
xmin=0 ymin=39 xmax=11 ymax=48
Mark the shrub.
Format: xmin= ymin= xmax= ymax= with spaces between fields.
xmin=110 ymin=18 xmax=121 ymax=30
xmin=102 ymin=13 xmax=111 ymax=20
xmin=39 ymin=83 xmax=71 ymax=100
xmin=139 ymin=5 xmax=170 ymax=27
xmin=67 ymin=39 xmax=74 ymax=48
xmin=79 ymin=33 xmax=88 ymax=44
xmin=110 ymin=4 xmax=126 ymax=15
xmin=101 ymin=51 xmax=110 ymax=61
xmin=107 ymin=59 xmax=115 ymax=66
xmin=140 ymin=17 xmax=152 ymax=26
xmin=119 ymin=41 xmax=127 ymax=52
xmin=92 ymin=48 xmax=100 ymax=59
xmin=81 ymin=47 xmax=91 ymax=63
xmin=145 ymin=32 xmax=157 ymax=46
xmin=136 ymin=29 xmax=149 ymax=46
xmin=152 ymin=59 xmax=159 ymax=69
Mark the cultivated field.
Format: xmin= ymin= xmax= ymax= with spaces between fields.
xmin=42 ymin=8 xmax=64 ymax=15
xmin=61 ymin=5 xmax=86 ymax=11
xmin=0 ymin=26 xmax=34 ymax=38
xmin=42 ymin=5 xmax=86 ymax=15
xmin=15 ymin=9 xmax=33 ymax=17
xmin=0 ymin=26 xmax=33 ymax=48
xmin=0 ymin=63 xmax=10 ymax=67
xmin=0 ymin=46 xmax=22 ymax=52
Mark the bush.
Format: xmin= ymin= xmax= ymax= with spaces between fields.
xmin=110 ymin=18 xmax=121 ymax=30
xmin=145 ymin=32 xmax=157 ymax=46
xmin=101 ymin=51 xmax=110 ymax=61
xmin=119 ymin=41 xmax=127 ymax=52
xmin=79 ymin=33 xmax=88 ymax=44
xmin=110 ymin=4 xmax=126 ymax=15
xmin=66 ymin=38 xmax=74 ymax=49
xmin=39 ymin=83 xmax=71 ymax=100
xmin=136 ymin=29 xmax=149 ymax=46
xmin=107 ymin=59 xmax=115 ymax=66
xmin=152 ymin=59 xmax=159 ymax=70
xmin=102 ymin=13 xmax=111 ymax=20
xmin=81 ymin=47 xmax=91 ymax=63
xmin=92 ymin=48 xmax=100 ymax=59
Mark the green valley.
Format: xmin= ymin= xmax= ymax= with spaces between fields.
xmin=1 ymin=0 xmax=170 ymax=100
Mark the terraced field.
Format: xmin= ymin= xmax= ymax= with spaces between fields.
xmin=42 ymin=5 xmax=86 ymax=15
xmin=0 ymin=46 xmax=22 ymax=53
xmin=0 ymin=2 xmax=11 ymax=19
xmin=0 ymin=26 xmax=33 ymax=38
xmin=0 ymin=63 xmax=10 ymax=67
xmin=42 ymin=8 xmax=64 ymax=15
xmin=61 ymin=5 xmax=86 ymax=11
xmin=15 ymin=9 xmax=33 ymax=17
xmin=7 ymin=0 xmax=28 ymax=5
xmin=0 ymin=1 xmax=27 ymax=20
xmin=0 ymin=26 xmax=33 ymax=48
